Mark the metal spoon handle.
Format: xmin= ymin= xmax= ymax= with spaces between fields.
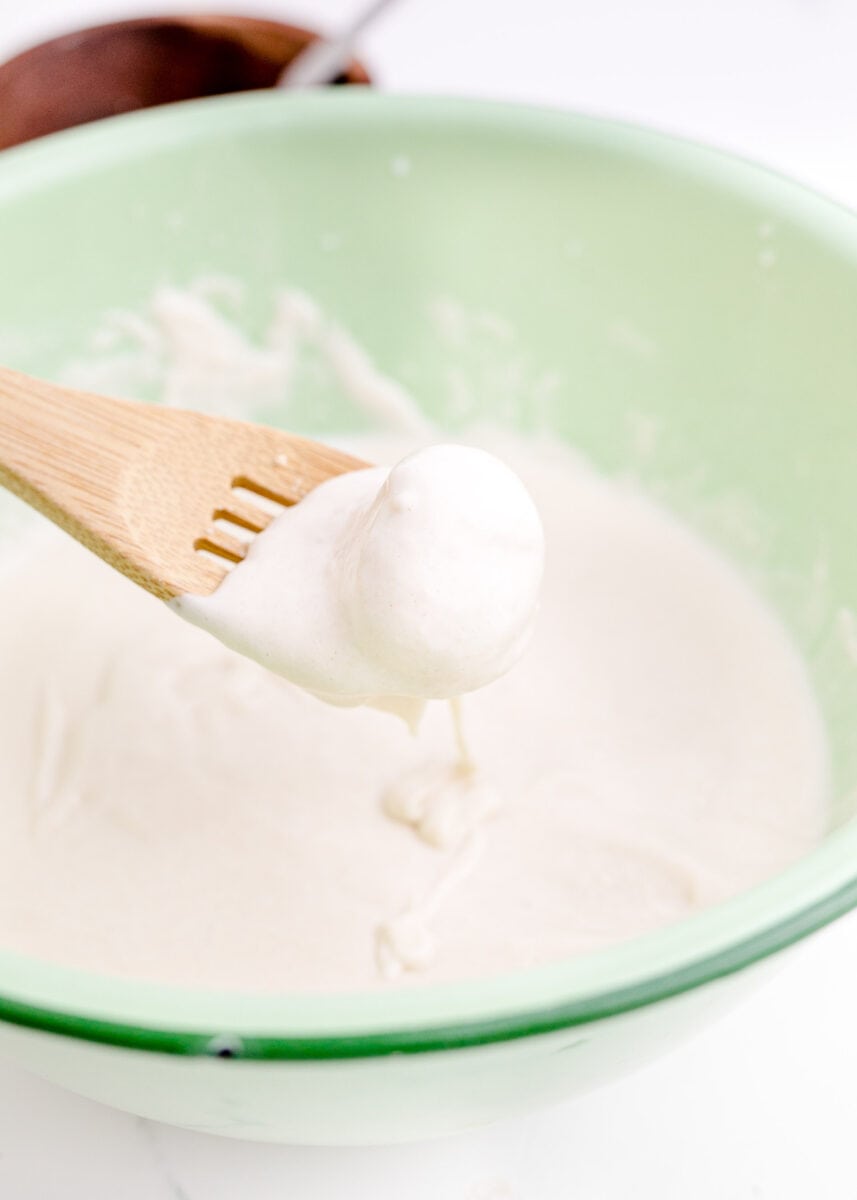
xmin=277 ymin=0 xmax=401 ymax=88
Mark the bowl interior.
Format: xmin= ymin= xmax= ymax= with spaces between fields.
xmin=0 ymin=91 xmax=857 ymax=1053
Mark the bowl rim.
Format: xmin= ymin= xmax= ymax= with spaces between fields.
xmin=2 ymin=88 xmax=857 ymax=1061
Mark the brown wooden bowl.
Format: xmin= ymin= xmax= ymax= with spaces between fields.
xmin=0 ymin=14 xmax=372 ymax=151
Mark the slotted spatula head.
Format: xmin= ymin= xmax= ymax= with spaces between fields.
xmin=0 ymin=364 xmax=368 ymax=599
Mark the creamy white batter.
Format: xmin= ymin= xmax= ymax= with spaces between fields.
xmin=0 ymin=432 xmax=828 ymax=991
xmin=174 ymin=444 xmax=545 ymax=726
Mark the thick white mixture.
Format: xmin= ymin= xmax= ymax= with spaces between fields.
xmin=174 ymin=444 xmax=544 ymax=727
xmin=0 ymin=429 xmax=827 ymax=990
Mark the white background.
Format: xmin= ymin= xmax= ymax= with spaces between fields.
xmin=2 ymin=1 xmax=857 ymax=1196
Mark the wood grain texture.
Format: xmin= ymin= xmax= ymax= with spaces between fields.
xmin=0 ymin=365 xmax=368 ymax=599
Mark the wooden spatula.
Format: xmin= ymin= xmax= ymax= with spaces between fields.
xmin=0 ymin=364 xmax=367 ymax=599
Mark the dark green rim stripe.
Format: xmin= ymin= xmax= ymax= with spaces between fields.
xmin=0 ymin=874 xmax=853 ymax=1060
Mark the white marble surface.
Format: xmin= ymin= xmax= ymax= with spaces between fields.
xmin=2 ymin=0 xmax=857 ymax=1195
xmin=4 ymin=922 xmax=857 ymax=1200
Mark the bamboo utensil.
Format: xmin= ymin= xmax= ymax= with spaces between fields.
xmin=0 ymin=365 xmax=366 ymax=599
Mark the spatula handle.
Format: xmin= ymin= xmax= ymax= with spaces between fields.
xmin=0 ymin=365 xmax=146 ymax=553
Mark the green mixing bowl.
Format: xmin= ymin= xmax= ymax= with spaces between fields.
xmin=1 ymin=92 xmax=857 ymax=1145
